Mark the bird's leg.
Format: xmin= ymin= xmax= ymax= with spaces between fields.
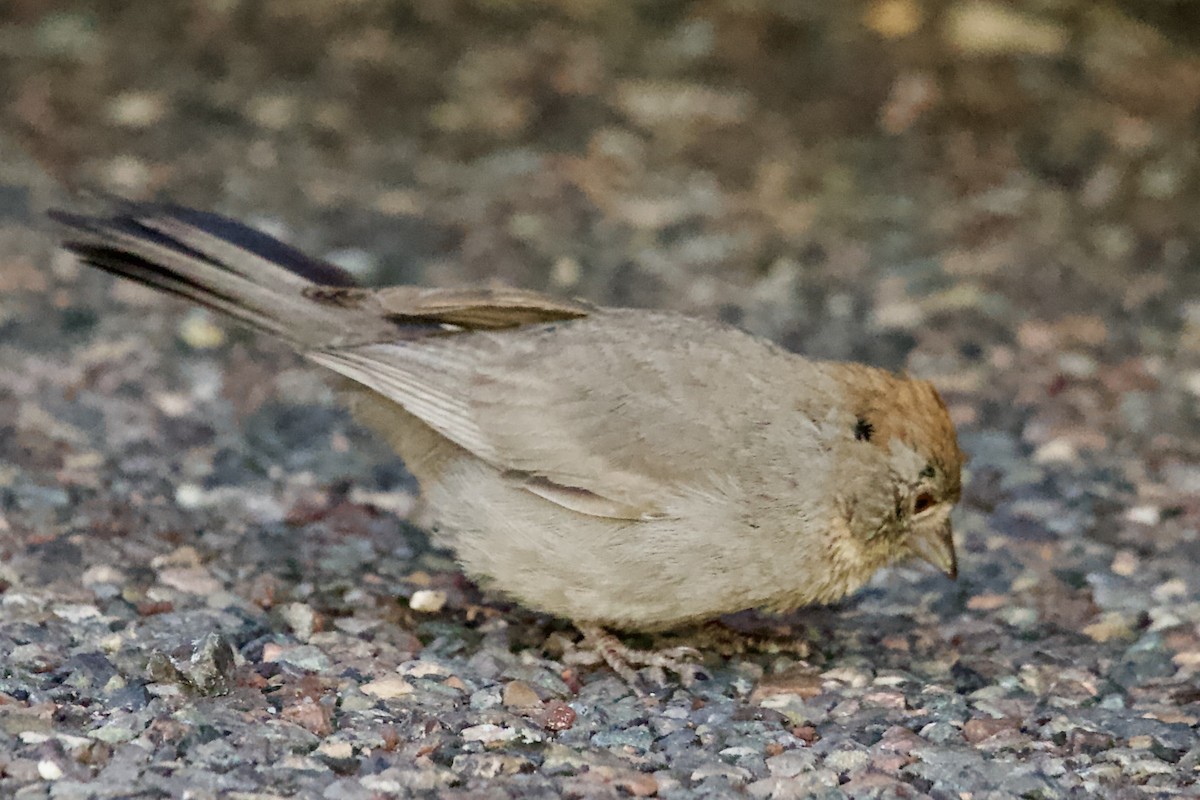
xmin=570 ymin=625 xmax=704 ymax=688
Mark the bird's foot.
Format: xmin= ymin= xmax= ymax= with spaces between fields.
xmin=566 ymin=626 xmax=706 ymax=692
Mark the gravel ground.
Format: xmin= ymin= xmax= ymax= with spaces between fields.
xmin=2 ymin=1 xmax=1199 ymax=798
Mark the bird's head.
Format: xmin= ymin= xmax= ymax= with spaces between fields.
xmin=834 ymin=366 xmax=965 ymax=579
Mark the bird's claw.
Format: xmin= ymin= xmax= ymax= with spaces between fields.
xmin=569 ymin=627 xmax=706 ymax=693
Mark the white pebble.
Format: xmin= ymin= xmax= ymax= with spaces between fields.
xmin=361 ymin=675 xmax=414 ymax=699
xmin=1125 ymin=506 xmax=1160 ymax=526
xmin=409 ymin=589 xmax=448 ymax=613
xmin=37 ymin=760 xmax=63 ymax=781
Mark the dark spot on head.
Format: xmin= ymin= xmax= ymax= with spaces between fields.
xmin=854 ymin=417 xmax=874 ymax=442
xmin=920 ymin=464 xmax=936 ymax=480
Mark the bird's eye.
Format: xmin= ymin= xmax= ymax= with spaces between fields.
xmin=913 ymin=491 xmax=936 ymax=515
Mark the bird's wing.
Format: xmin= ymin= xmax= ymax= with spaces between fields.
xmin=309 ymin=311 xmax=782 ymax=520
xmin=50 ymin=202 xmax=784 ymax=521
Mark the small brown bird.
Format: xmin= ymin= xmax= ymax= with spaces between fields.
xmin=50 ymin=201 xmax=963 ymax=679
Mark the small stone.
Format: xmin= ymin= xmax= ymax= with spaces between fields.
xmin=408 ymin=589 xmax=447 ymax=613
xmin=398 ymin=660 xmax=453 ymax=678
xmin=282 ymin=698 xmax=333 ymax=737
xmin=108 ymin=91 xmax=167 ymax=128
xmin=53 ymin=603 xmax=101 ymax=622
xmin=1033 ymin=438 xmax=1077 ymax=464
xmin=267 ymin=645 xmax=332 ymax=673
xmin=613 ymin=80 xmax=750 ymax=127
xmin=750 ymin=666 xmax=823 ymax=702
xmin=339 ymin=693 xmax=375 ymax=712
xmin=691 ymin=762 xmax=752 ymax=785
xmin=175 ymin=484 xmax=205 ymax=508
xmin=791 ymin=725 xmax=819 ymax=745
xmin=81 ymin=564 xmax=127 ymax=586
xmin=766 ymin=749 xmax=818 ymax=778
xmin=318 ymin=740 xmax=354 ymax=760
xmin=570 ymin=766 xmax=658 ymax=797
xmin=1183 ymin=371 xmax=1200 ymax=398
xmin=825 ymin=748 xmax=870 ymax=773
xmin=1110 ymin=550 xmax=1140 ymax=576
xmin=612 ymin=771 xmax=658 ymax=797
xmin=945 ymin=0 xmax=1068 ymax=56
xmin=1153 ymin=578 xmax=1188 ymax=602
xmin=919 ymin=721 xmax=962 ymax=744
xmin=37 ymin=759 xmax=63 ymax=781
xmin=178 ymin=310 xmax=225 ymax=350
xmin=967 ymin=593 xmax=1010 ymax=611
xmin=1172 ymin=650 xmax=1200 ymax=669
xmin=88 ymin=722 xmax=138 ymax=744
xmin=461 ymin=723 xmax=519 ymax=744
xmin=864 ymin=0 xmax=922 ymax=39
xmin=1125 ymin=506 xmax=1160 ymax=526
xmin=451 ymin=752 xmax=532 ymax=778
xmin=361 ymin=675 xmax=414 ymax=699
xmin=822 ymin=667 xmax=871 ymax=688
xmin=248 ymin=93 xmax=298 ymax=130
xmin=279 ymin=602 xmax=318 ymax=642
xmin=152 ymin=546 xmax=203 ymax=568
xmin=538 ymin=700 xmax=577 ymax=732
xmin=1083 ymin=613 xmax=1136 ymax=643
xmin=502 ymin=680 xmax=541 ymax=709
xmin=861 ymin=691 xmax=907 ymax=709
xmin=962 ymin=716 xmax=1020 ymax=744
xmin=550 ymin=256 xmax=582 ymax=288
xmin=157 ymin=566 xmax=222 ymax=596
xmin=186 ymin=632 xmax=237 ymax=696
xmin=1126 ymin=757 xmax=1174 ymax=777
xmin=103 ymin=155 xmax=151 ymax=193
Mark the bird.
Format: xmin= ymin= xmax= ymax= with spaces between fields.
xmin=49 ymin=200 xmax=964 ymax=682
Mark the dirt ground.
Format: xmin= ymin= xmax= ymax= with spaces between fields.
xmin=1 ymin=1 xmax=1199 ymax=797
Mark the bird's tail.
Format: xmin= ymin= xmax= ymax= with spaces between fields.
xmin=49 ymin=202 xmax=389 ymax=348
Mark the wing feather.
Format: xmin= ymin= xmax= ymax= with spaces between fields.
xmin=305 ymin=312 xmax=809 ymax=520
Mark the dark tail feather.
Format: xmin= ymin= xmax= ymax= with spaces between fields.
xmin=49 ymin=203 xmax=376 ymax=348
xmin=111 ymin=202 xmax=359 ymax=288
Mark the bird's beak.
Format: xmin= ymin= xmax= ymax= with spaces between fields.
xmin=912 ymin=519 xmax=957 ymax=580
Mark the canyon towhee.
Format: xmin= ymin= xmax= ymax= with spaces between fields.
xmin=51 ymin=202 xmax=963 ymax=680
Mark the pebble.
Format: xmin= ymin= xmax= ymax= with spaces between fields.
xmin=864 ymin=0 xmax=922 ymax=39
xmin=156 ymin=566 xmax=222 ymax=596
xmin=52 ymin=604 xmax=101 ymax=623
xmin=613 ymin=80 xmax=751 ymax=127
xmin=279 ymin=602 xmax=318 ymax=641
xmin=824 ymin=747 xmax=871 ymax=774
xmin=102 ymin=156 xmax=152 ymax=193
xmin=360 ymin=675 xmax=415 ymax=699
xmin=460 ymin=724 xmax=519 ymax=744
xmin=265 ymin=645 xmax=332 ymax=673
xmin=408 ymin=589 xmax=448 ymax=613
xmin=37 ymin=760 xmax=63 ymax=781
xmin=765 ymin=749 xmax=817 ymax=778
xmin=945 ymin=0 xmax=1068 ymax=56
xmin=501 ymin=680 xmax=541 ymax=709
xmin=107 ymin=91 xmax=167 ymax=128
xmin=178 ymin=311 xmax=226 ymax=350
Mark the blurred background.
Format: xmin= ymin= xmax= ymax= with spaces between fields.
xmin=5 ymin=0 xmax=1200 ymax=447
xmin=1 ymin=2 xmax=1199 ymax=795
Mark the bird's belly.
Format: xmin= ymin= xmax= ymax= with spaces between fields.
xmin=423 ymin=459 xmax=848 ymax=631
